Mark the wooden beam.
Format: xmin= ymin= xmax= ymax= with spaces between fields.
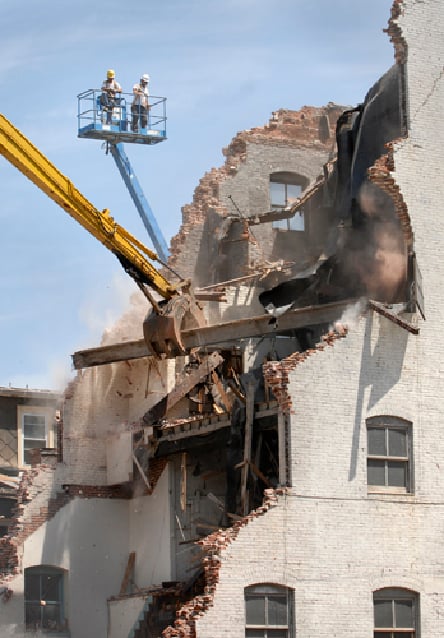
xmin=119 ymin=551 xmax=136 ymax=595
xmin=227 ymin=381 xmax=246 ymax=404
xmin=246 ymin=209 xmax=297 ymax=225
xmin=195 ymin=291 xmax=227 ymax=302
xmin=246 ymin=177 xmax=325 ymax=225
xmin=211 ymin=370 xmax=232 ymax=413
xmin=241 ymin=383 xmax=255 ymax=516
xmin=132 ymin=452 xmax=151 ymax=492
xmin=180 ymin=453 xmax=187 ymax=511
xmin=0 ymin=474 xmax=19 ymax=484
xmin=143 ymin=352 xmax=223 ymax=424
xmin=249 ymin=460 xmax=271 ymax=488
xmin=72 ymin=299 xmax=355 ymax=369
xmin=278 ymin=412 xmax=287 ymax=486
xmin=368 ymin=300 xmax=419 ymax=334
xmin=226 ymin=511 xmax=243 ymax=522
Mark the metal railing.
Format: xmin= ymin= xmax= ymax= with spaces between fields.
xmin=77 ymin=89 xmax=167 ymax=143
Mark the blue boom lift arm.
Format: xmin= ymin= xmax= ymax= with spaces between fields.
xmin=77 ymin=88 xmax=169 ymax=262
xmin=109 ymin=142 xmax=169 ymax=262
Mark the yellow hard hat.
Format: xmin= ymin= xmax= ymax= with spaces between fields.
xmin=107 ymin=69 xmax=115 ymax=79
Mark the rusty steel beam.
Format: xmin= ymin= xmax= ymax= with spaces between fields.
xmin=72 ymin=299 xmax=355 ymax=370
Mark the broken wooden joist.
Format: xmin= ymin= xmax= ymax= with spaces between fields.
xmin=119 ymin=551 xmax=136 ymax=595
xmin=143 ymin=352 xmax=223 ymax=424
xmin=195 ymin=290 xmax=227 ymax=302
xmin=368 ymin=300 xmax=419 ymax=334
xmin=246 ymin=172 xmax=328 ymax=225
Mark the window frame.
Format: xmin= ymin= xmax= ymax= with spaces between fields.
xmin=373 ymin=587 xmax=419 ymax=637
xmin=24 ymin=565 xmax=68 ymax=634
xmin=244 ymin=583 xmax=294 ymax=637
xmin=17 ymin=405 xmax=55 ymax=468
xmin=366 ymin=416 xmax=413 ymax=494
xmin=269 ymin=172 xmax=306 ymax=232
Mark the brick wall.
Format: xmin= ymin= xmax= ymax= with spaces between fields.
xmin=188 ymin=1 xmax=444 ymax=636
xmin=163 ymin=489 xmax=287 ymax=638
xmin=169 ymin=105 xmax=345 ymax=286
xmin=3 ymin=2 xmax=443 ymax=636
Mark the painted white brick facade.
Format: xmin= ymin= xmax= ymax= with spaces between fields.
xmin=195 ymin=1 xmax=444 ymax=635
xmin=2 ymin=3 xmax=441 ymax=638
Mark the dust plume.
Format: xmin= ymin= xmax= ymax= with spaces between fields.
xmin=340 ymin=181 xmax=407 ymax=304
xmin=358 ymin=181 xmax=407 ymax=302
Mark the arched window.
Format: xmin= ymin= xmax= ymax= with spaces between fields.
xmin=374 ymin=587 xmax=419 ymax=636
xmin=366 ymin=416 xmax=413 ymax=493
xmin=25 ymin=565 xmax=68 ymax=633
xmin=245 ymin=583 xmax=294 ymax=637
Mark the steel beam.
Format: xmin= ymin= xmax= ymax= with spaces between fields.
xmin=72 ymin=299 xmax=356 ymax=369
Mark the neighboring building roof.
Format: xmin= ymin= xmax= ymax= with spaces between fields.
xmin=0 ymin=386 xmax=60 ymax=400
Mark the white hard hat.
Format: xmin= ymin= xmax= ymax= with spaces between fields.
xmin=141 ymin=74 xmax=150 ymax=82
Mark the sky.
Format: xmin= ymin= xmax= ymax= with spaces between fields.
xmin=0 ymin=0 xmax=395 ymax=391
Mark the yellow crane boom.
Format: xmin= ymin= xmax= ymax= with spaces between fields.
xmin=0 ymin=113 xmax=177 ymax=299
xmin=0 ymin=113 xmax=205 ymax=357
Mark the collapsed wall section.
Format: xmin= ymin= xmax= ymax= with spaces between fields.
xmin=169 ymin=105 xmax=345 ymax=287
xmin=163 ymin=488 xmax=287 ymax=638
xmin=179 ymin=1 xmax=444 ymax=636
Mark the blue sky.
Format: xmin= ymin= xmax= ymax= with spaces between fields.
xmin=0 ymin=0 xmax=394 ymax=390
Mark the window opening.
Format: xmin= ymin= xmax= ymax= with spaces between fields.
xmin=23 ymin=414 xmax=47 ymax=465
xmin=0 ymin=497 xmax=14 ymax=537
xmin=374 ymin=588 xmax=418 ymax=637
xmin=25 ymin=566 xmax=68 ymax=633
xmin=245 ymin=584 xmax=293 ymax=637
xmin=270 ymin=182 xmax=304 ymax=231
xmin=17 ymin=405 xmax=55 ymax=467
xmin=367 ymin=417 xmax=412 ymax=493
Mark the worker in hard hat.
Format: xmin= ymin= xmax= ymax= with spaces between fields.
xmin=100 ymin=69 xmax=122 ymax=124
xmin=131 ymin=74 xmax=150 ymax=132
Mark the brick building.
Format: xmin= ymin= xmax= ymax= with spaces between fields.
xmin=1 ymin=0 xmax=443 ymax=636
xmin=0 ymin=386 xmax=60 ymax=538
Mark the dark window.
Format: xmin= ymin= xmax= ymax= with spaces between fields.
xmin=245 ymin=584 xmax=293 ymax=637
xmin=367 ymin=417 xmax=412 ymax=492
xmin=0 ymin=497 xmax=15 ymax=537
xmin=25 ymin=566 xmax=68 ymax=633
xmin=374 ymin=588 xmax=418 ymax=637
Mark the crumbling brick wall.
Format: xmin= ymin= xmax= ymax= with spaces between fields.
xmin=0 ymin=450 xmax=67 ymax=579
xmin=263 ymin=328 xmax=348 ymax=415
xmin=165 ymin=3 xmax=444 ymax=635
xmin=169 ymin=105 xmax=346 ymax=287
xmin=368 ymin=144 xmax=413 ymax=249
xmin=162 ymin=488 xmax=287 ymax=638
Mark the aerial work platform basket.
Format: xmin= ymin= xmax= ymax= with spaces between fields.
xmin=77 ymin=89 xmax=167 ymax=145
